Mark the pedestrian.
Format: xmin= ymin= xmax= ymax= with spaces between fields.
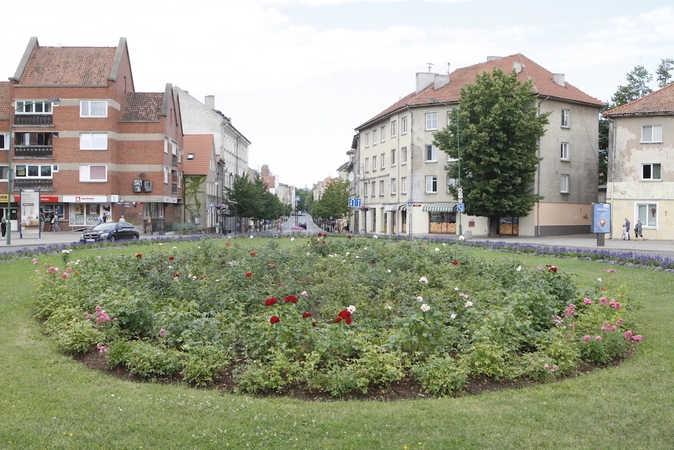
xmin=51 ymin=213 xmax=61 ymax=233
xmin=119 ymin=215 xmax=126 ymax=223
xmin=624 ymin=218 xmax=631 ymax=240
xmin=145 ymin=217 xmax=152 ymax=235
xmin=634 ymin=218 xmax=644 ymax=240
xmin=1 ymin=216 xmax=6 ymax=238
xmin=621 ymin=224 xmax=628 ymax=240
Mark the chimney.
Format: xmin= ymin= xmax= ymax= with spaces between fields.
xmin=553 ymin=73 xmax=565 ymax=87
xmin=512 ymin=61 xmax=522 ymax=73
xmin=205 ymin=95 xmax=215 ymax=110
xmin=416 ymin=72 xmax=436 ymax=94
xmin=434 ymin=74 xmax=450 ymax=90
xmin=487 ymin=56 xmax=502 ymax=62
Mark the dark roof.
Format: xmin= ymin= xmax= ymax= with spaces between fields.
xmin=357 ymin=53 xmax=604 ymax=129
xmin=121 ymin=93 xmax=164 ymax=121
xmin=18 ymin=45 xmax=117 ymax=85
xmin=603 ymin=83 xmax=674 ymax=117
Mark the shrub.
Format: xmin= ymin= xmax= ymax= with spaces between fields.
xmin=411 ymin=355 xmax=468 ymax=397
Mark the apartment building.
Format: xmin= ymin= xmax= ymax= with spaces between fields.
xmin=0 ymin=37 xmax=184 ymax=235
xmin=350 ymin=54 xmax=604 ymax=237
xmin=604 ymin=83 xmax=674 ymax=240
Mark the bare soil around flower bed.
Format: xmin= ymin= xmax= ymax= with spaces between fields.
xmin=75 ymin=349 xmax=624 ymax=401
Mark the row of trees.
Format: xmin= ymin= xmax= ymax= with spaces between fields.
xmin=223 ymin=174 xmax=291 ymax=223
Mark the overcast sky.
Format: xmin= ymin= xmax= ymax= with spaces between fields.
xmin=1 ymin=0 xmax=672 ymax=189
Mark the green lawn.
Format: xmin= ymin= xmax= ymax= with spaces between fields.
xmin=1 ymin=240 xmax=672 ymax=449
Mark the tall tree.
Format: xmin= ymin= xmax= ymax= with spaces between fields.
xmin=656 ymin=58 xmax=674 ymax=88
xmin=610 ymin=65 xmax=653 ymax=107
xmin=310 ymin=179 xmax=350 ymax=220
xmin=433 ymin=68 xmax=548 ymax=236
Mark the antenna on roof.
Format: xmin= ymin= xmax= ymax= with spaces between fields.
xmin=426 ymin=62 xmax=434 ymax=72
xmin=447 ymin=62 xmax=451 ymax=74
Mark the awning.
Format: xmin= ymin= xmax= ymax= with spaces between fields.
xmin=384 ymin=205 xmax=397 ymax=212
xmin=422 ymin=202 xmax=457 ymax=213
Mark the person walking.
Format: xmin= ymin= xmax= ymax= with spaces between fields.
xmin=624 ymin=218 xmax=631 ymax=240
xmin=51 ymin=213 xmax=61 ymax=233
xmin=145 ymin=217 xmax=152 ymax=235
xmin=1 ymin=216 xmax=6 ymax=238
xmin=634 ymin=218 xmax=644 ymax=240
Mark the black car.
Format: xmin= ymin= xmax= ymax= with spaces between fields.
xmin=80 ymin=222 xmax=140 ymax=242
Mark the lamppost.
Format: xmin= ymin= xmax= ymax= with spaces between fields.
xmin=429 ymin=98 xmax=462 ymax=237
xmin=6 ymin=98 xmax=60 ymax=245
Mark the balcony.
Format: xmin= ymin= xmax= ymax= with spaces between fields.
xmin=14 ymin=115 xmax=54 ymax=126
xmin=13 ymin=179 xmax=54 ymax=191
xmin=14 ymin=145 xmax=53 ymax=158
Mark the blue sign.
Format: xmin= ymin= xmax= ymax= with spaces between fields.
xmin=348 ymin=197 xmax=362 ymax=208
xmin=457 ymin=202 xmax=465 ymax=213
xmin=592 ymin=203 xmax=611 ymax=234
xmin=295 ymin=196 xmax=300 ymax=201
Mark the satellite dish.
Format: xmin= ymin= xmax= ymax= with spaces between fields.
xmin=348 ymin=172 xmax=354 ymax=181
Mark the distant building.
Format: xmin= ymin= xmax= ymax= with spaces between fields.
xmin=350 ymin=54 xmax=604 ymax=237
xmin=603 ymin=83 xmax=674 ymax=240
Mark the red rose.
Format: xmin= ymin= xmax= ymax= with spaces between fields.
xmin=335 ymin=317 xmax=342 ymax=323
xmin=285 ymin=295 xmax=298 ymax=303
xmin=173 ymin=272 xmax=179 ymax=278
xmin=169 ymin=256 xmax=174 ymax=261
xmin=245 ymin=272 xmax=253 ymax=277
xmin=452 ymin=260 xmax=459 ymax=265
xmin=250 ymin=252 xmax=256 ymax=257
xmin=317 ymin=233 xmax=323 ymax=237
xmin=270 ymin=315 xmax=280 ymax=324
xmin=136 ymin=253 xmax=142 ymax=258
xmin=348 ymin=235 xmax=352 ymax=239
xmin=345 ymin=316 xmax=352 ymax=325
xmin=302 ymin=312 xmax=313 ymax=318
xmin=265 ymin=297 xmax=278 ymax=306
xmin=338 ymin=310 xmax=351 ymax=320
xmin=549 ymin=266 xmax=558 ymax=273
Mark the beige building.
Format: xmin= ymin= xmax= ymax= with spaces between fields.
xmin=350 ymin=54 xmax=604 ymax=237
xmin=604 ymin=83 xmax=674 ymax=240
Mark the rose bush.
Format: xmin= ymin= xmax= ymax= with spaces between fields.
xmin=33 ymin=236 xmax=643 ymax=396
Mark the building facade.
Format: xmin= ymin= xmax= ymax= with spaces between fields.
xmin=350 ymin=54 xmax=604 ymax=237
xmin=1 ymin=37 xmax=184 ymax=235
xmin=604 ymin=83 xmax=674 ymax=240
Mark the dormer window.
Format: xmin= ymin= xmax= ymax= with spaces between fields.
xmin=187 ymin=152 xmax=195 ymax=160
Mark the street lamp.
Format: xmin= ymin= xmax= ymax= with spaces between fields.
xmin=6 ymin=98 xmax=60 ymax=245
xmin=429 ymin=98 xmax=462 ymax=237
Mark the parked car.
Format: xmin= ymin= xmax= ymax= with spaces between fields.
xmin=80 ymin=222 xmax=140 ymax=242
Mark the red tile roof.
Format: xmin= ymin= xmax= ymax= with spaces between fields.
xmin=19 ymin=45 xmax=117 ymax=86
xmin=603 ymin=82 xmax=674 ymax=117
xmin=121 ymin=93 xmax=164 ymax=121
xmin=358 ymin=54 xmax=604 ymax=129
xmin=183 ymin=134 xmax=215 ymax=176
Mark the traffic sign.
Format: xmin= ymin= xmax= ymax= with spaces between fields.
xmin=348 ymin=197 xmax=362 ymax=208
xmin=457 ymin=202 xmax=465 ymax=213
xmin=295 ymin=196 xmax=300 ymax=201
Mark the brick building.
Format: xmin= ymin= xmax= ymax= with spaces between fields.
xmin=0 ymin=37 xmax=183 ymax=234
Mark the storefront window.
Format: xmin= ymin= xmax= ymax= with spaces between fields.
xmin=429 ymin=212 xmax=456 ymax=234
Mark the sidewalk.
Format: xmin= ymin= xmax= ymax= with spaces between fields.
xmin=4 ymin=229 xmax=673 ymax=256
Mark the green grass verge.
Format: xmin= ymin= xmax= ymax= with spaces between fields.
xmin=1 ymin=239 xmax=672 ymax=449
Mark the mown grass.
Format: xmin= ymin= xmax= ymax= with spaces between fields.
xmin=1 ymin=239 xmax=673 ymax=449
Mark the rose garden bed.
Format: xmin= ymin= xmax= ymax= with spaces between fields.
xmin=34 ymin=235 xmax=643 ymax=398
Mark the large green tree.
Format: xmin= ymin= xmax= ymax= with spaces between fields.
xmin=310 ymin=179 xmax=350 ymax=221
xmin=610 ymin=65 xmax=653 ymax=107
xmin=224 ymin=173 xmax=286 ymax=222
xmin=656 ymin=58 xmax=674 ymax=88
xmin=433 ymin=68 xmax=548 ymax=236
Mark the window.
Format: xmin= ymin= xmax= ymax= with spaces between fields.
xmin=164 ymin=166 xmax=170 ymax=184
xmin=371 ymin=181 xmax=376 ymax=197
xmin=19 ymin=132 xmax=54 ymax=146
xmin=364 ymin=157 xmax=370 ymax=172
xmin=426 ymin=175 xmax=438 ymax=193
xmin=381 ymin=126 xmax=386 ymax=143
xmin=15 ymin=100 xmax=53 ymax=114
xmin=79 ymin=164 xmax=107 ymax=182
xmin=391 ymin=149 xmax=396 ymax=166
xmin=0 ymin=166 xmax=8 ymax=180
xmin=379 ymin=180 xmax=385 ymax=196
xmin=80 ymin=101 xmax=108 ymax=118
xmin=642 ymin=125 xmax=662 ymax=143
xmin=560 ymin=142 xmax=569 ymax=161
xmin=178 ymin=173 xmax=183 ymax=188
xmin=425 ymin=144 xmax=438 ymax=162
xmin=391 ymin=120 xmax=397 ymax=138
xmin=426 ymin=113 xmax=438 ymax=131
xmin=401 ymin=177 xmax=407 ymax=194
xmin=391 ymin=178 xmax=397 ymax=195
xmin=14 ymin=164 xmax=52 ymax=178
xmin=171 ymin=140 xmax=178 ymax=155
xmin=365 ymin=132 xmax=370 ymax=147
xmin=373 ymin=129 xmax=378 ymax=145
xmin=637 ymin=203 xmax=658 ymax=227
xmin=401 ymin=117 xmax=408 ymax=135
xmin=561 ymin=109 xmax=570 ymax=128
xmin=446 ymin=176 xmax=458 ymax=193
xmin=80 ymin=133 xmax=108 ymax=150
xmin=642 ymin=163 xmax=661 ymax=180
xmin=364 ymin=181 xmax=368 ymax=197
xmin=372 ymin=155 xmax=377 ymax=172
xmin=401 ymin=147 xmax=408 ymax=164
xmin=187 ymin=152 xmax=195 ymax=160
xmin=560 ymin=174 xmax=569 ymax=193
xmin=164 ymin=137 xmax=169 ymax=154
xmin=381 ymin=153 xmax=385 ymax=169
xmin=0 ymin=133 xmax=8 ymax=150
